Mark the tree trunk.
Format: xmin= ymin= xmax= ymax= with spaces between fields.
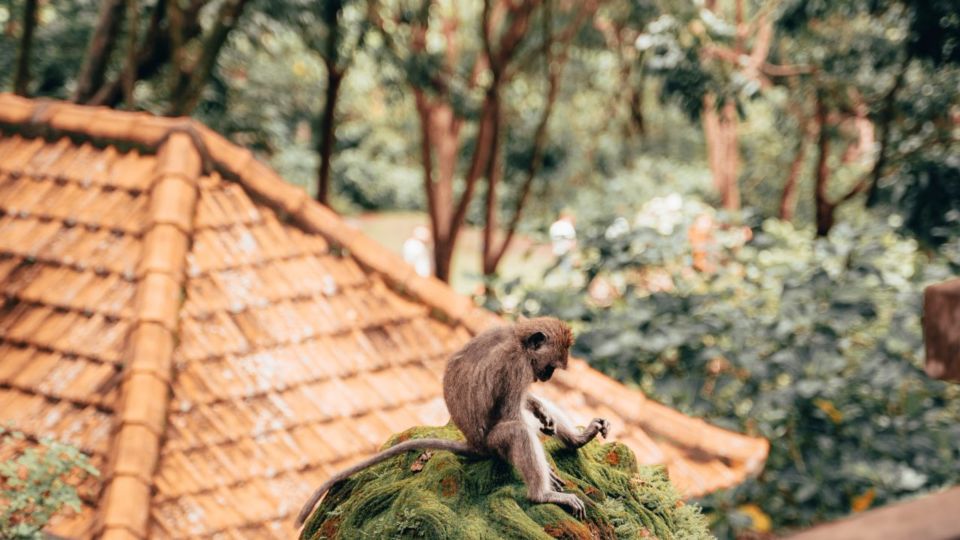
xmin=420 ymin=98 xmax=494 ymax=283
xmin=923 ymin=278 xmax=960 ymax=381
xmin=13 ymin=0 xmax=39 ymax=96
xmin=316 ymin=69 xmax=343 ymax=205
xmin=434 ymin=239 xmax=455 ymax=283
xmin=481 ymin=89 xmax=503 ymax=276
xmin=408 ymin=0 xmax=538 ymax=282
xmin=703 ymin=94 xmax=723 ymax=194
xmin=814 ymin=93 xmax=835 ymax=237
xmin=74 ymin=0 xmax=126 ymax=102
xmin=703 ymin=94 xmax=741 ymax=210
xmin=414 ymin=92 xmax=473 ymax=284
xmin=629 ymin=80 xmax=646 ymax=138
xmin=121 ymin=0 xmax=140 ymax=109
xmin=720 ymin=99 xmax=741 ymax=209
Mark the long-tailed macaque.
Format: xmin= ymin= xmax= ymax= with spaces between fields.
xmin=295 ymin=317 xmax=610 ymax=526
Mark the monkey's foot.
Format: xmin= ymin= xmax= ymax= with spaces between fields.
xmin=552 ymin=492 xmax=586 ymax=520
xmin=549 ymin=469 xmax=565 ymax=491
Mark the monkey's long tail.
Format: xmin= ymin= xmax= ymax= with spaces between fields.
xmin=295 ymin=438 xmax=477 ymax=527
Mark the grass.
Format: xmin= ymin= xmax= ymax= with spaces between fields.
xmin=351 ymin=211 xmax=553 ymax=295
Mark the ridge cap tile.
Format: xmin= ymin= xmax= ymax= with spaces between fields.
xmin=95 ymin=130 xmax=202 ymax=539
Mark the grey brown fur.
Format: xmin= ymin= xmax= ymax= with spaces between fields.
xmin=295 ymin=317 xmax=610 ymax=527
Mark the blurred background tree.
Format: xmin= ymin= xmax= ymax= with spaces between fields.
xmin=1 ymin=0 xmax=958 ymax=537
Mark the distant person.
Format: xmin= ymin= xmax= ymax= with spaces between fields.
xmin=687 ymin=213 xmax=716 ymax=274
xmin=549 ymin=212 xmax=577 ymax=258
xmin=403 ymin=225 xmax=433 ymax=277
xmin=547 ymin=212 xmax=577 ymax=277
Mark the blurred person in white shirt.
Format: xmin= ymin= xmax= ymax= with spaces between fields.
xmin=403 ymin=225 xmax=432 ymax=277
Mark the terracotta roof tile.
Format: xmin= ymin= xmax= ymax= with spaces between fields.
xmin=138 ymin=224 xmax=189 ymax=277
xmin=0 ymin=95 xmax=767 ymax=538
xmin=0 ymin=136 xmax=46 ymax=170
xmin=0 ymin=217 xmax=63 ymax=259
xmin=106 ymin=149 xmax=158 ymax=191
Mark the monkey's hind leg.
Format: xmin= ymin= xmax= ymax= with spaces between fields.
xmin=521 ymin=406 xmax=566 ymax=491
xmin=487 ymin=420 xmax=586 ymax=519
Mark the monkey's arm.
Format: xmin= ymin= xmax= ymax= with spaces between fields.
xmin=525 ymin=395 xmax=556 ymax=435
xmin=295 ymin=438 xmax=476 ymax=527
xmin=526 ymin=395 xmax=610 ymax=449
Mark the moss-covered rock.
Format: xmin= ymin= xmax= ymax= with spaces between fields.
xmin=300 ymin=424 xmax=712 ymax=540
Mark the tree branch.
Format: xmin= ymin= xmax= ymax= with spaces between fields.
xmin=88 ymin=0 xmax=169 ymax=106
xmin=486 ymin=0 xmax=589 ymax=273
xmin=74 ymin=0 xmax=125 ymax=102
xmin=815 ymin=90 xmax=835 ymax=236
xmin=168 ymin=0 xmax=251 ymax=115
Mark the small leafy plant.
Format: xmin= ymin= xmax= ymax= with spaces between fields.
xmin=0 ymin=428 xmax=99 ymax=540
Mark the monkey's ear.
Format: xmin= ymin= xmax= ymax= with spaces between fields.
xmin=522 ymin=331 xmax=546 ymax=350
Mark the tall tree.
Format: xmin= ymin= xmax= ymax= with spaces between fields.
xmin=284 ymin=0 xmax=372 ymax=205
xmin=480 ymin=0 xmax=598 ymax=277
xmin=375 ymin=0 xmax=549 ymax=282
xmin=314 ymin=0 xmax=347 ymax=206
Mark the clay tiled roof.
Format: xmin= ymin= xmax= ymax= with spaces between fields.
xmin=0 ymin=94 xmax=768 ymax=539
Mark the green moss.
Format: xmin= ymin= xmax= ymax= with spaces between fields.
xmin=300 ymin=424 xmax=712 ymax=540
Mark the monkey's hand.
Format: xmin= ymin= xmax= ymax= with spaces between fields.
xmin=588 ymin=418 xmax=610 ymax=439
xmin=539 ymin=415 xmax=556 ymax=436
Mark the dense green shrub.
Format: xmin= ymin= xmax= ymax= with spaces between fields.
xmin=0 ymin=429 xmax=98 ymax=539
xmin=497 ymin=200 xmax=960 ymax=537
xmin=300 ymin=424 xmax=711 ymax=540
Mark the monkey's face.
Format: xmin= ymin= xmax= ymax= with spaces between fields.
xmin=519 ymin=319 xmax=573 ymax=382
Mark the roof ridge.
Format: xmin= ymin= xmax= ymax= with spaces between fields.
xmin=95 ymin=133 xmax=202 ymax=540
xmin=0 ymin=93 xmax=204 ymax=153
